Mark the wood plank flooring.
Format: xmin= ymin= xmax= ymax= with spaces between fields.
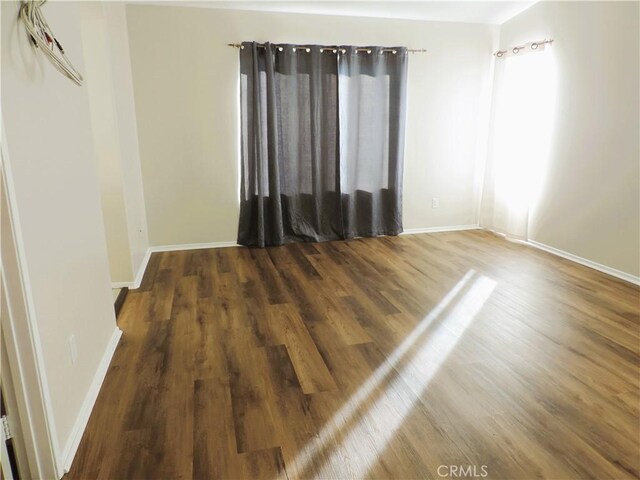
xmin=66 ymin=230 xmax=640 ymax=479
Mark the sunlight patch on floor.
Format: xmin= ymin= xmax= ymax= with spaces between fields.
xmin=284 ymin=271 xmax=497 ymax=478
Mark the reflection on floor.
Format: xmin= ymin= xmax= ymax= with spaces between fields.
xmin=67 ymin=230 xmax=640 ymax=479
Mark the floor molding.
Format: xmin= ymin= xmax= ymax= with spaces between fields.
xmin=109 ymin=249 xmax=153 ymax=290
xmin=149 ymin=241 xmax=239 ymax=253
xmin=149 ymin=228 xmax=482 ymax=251
xmin=527 ymin=239 xmax=640 ymax=286
xmin=402 ymin=224 xmax=480 ymax=235
xmin=125 ymin=243 xmax=238 ymax=291
xmin=132 ymin=248 xmax=153 ymax=289
xmin=140 ymin=227 xmax=638 ymax=286
xmin=61 ymin=327 xmax=123 ymax=473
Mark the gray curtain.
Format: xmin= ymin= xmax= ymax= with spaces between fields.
xmin=238 ymin=42 xmax=408 ymax=247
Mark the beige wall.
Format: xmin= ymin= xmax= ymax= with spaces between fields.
xmin=80 ymin=2 xmax=149 ymax=285
xmin=126 ymin=5 xmax=497 ymax=246
xmin=1 ymin=0 xmax=118 ymax=468
xmin=80 ymin=2 xmax=134 ymax=283
xmin=103 ymin=3 xmax=150 ymax=278
xmin=495 ymin=1 xmax=639 ymax=276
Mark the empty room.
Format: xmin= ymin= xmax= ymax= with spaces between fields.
xmin=1 ymin=0 xmax=639 ymax=479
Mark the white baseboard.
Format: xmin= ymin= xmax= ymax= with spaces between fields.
xmin=402 ymin=224 xmax=480 ymax=235
xmin=134 ymin=230 xmax=638 ymax=287
xmin=149 ymin=241 xmax=238 ymax=253
xmin=149 ymin=230 xmax=482 ymax=252
xmin=148 ymin=229 xmax=483 ymax=252
xmin=109 ymin=248 xmax=153 ymax=290
xmin=61 ymin=327 xmax=123 ymax=473
xmin=121 ymin=243 xmax=237 ymax=291
xmin=132 ymin=248 xmax=153 ymax=289
xmin=527 ymin=239 xmax=640 ymax=286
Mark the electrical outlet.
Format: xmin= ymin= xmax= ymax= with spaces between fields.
xmin=432 ymin=197 xmax=440 ymax=209
xmin=69 ymin=335 xmax=78 ymax=364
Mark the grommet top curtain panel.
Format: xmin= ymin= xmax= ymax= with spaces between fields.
xmin=338 ymin=46 xmax=408 ymax=239
xmin=238 ymin=42 xmax=408 ymax=247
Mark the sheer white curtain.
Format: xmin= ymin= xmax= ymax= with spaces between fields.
xmin=480 ymin=49 xmax=556 ymax=240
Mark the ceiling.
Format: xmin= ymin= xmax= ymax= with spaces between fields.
xmin=140 ymin=1 xmax=538 ymax=25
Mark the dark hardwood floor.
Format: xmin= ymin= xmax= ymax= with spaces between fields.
xmin=66 ymin=230 xmax=640 ymax=479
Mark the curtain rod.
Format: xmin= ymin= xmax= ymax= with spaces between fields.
xmin=227 ymin=43 xmax=427 ymax=53
xmin=494 ymin=39 xmax=553 ymax=58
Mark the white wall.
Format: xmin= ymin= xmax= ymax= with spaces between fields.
xmin=126 ymin=5 xmax=497 ymax=246
xmin=79 ymin=2 xmax=150 ymax=285
xmin=1 ymin=0 xmax=119 ymax=473
xmin=491 ymin=1 xmax=639 ymax=277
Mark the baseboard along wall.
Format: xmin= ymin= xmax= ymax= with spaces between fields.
xmin=61 ymin=327 xmax=123 ymax=473
xmin=527 ymin=239 xmax=639 ymax=286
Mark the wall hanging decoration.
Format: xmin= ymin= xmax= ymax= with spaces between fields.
xmin=20 ymin=0 xmax=84 ymax=85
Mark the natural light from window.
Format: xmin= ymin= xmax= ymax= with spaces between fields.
xmin=282 ymin=271 xmax=497 ymax=478
xmin=487 ymin=47 xmax=557 ymax=238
